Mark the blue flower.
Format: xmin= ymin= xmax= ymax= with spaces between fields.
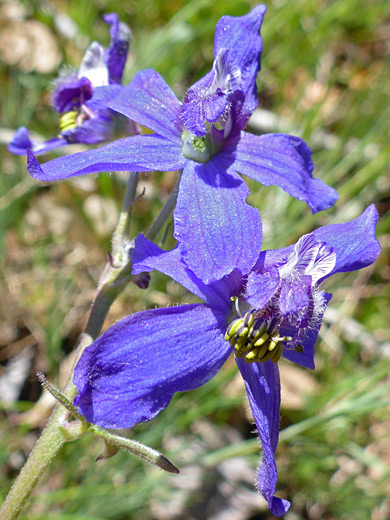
xmin=27 ymin=5 xmax=338 ymax=284
xmin=8 ymin=14 xmax=131 ymax=156
xmin=73 ymin=205 xmax=380 ymax=516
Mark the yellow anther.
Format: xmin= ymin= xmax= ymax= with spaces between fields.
xmin=59 ymin=111 xmax=78 ymax=132
xmin=245 ymin=343 xmax=268 ymax=362
xmin=267 ymin=339 xmax=279 ymax=352
xmin=259 ymin=349 xmax=274 ymax=363
xmin=271 ymin=345 xmax=283 ymax=364
xmin=254 ymin=332 xmax=270 ymax=347
xmin=224 ymin=318 xmax=243 ymax=341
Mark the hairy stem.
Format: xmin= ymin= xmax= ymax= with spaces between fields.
xmin=0 ymin=171 xmax=178 ymax=520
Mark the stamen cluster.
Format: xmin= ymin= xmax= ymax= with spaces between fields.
xmin=225 ymin=309 xmax=291 ymax=364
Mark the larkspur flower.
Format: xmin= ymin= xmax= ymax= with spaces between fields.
xmin=27 ymin=5 xmax=338 ymax=284
xmin=8 ymin=13 xmax=131 ymax=156
xmin=73 ymin=205 xmax=380 ymax=516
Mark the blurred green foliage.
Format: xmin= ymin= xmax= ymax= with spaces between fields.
xmin=1 ymin=1 xmax=389 ymax=519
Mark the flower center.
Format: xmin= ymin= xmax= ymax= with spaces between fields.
xmin=225 ymin=309 xmax=293 ymax=364
xmin=59 ymin=104 xmax=95 ymax=138
xmin=181 ymin=131 xmax=211 ymax=163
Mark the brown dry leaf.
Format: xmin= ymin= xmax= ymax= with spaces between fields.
xmin=0 ymin=20 xmax=60 ymax=73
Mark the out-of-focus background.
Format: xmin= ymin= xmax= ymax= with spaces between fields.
xmin=1 ymin=0 xmax=389 ymax=518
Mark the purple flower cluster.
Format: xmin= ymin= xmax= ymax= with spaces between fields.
xmin=8 ymin=13 xmax=131 ymax=156
xmin=8 ymin=5 xmax=381 ymax=517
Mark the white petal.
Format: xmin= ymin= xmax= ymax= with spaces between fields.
xmin=209 ymin=49 xmax=241 ymax=94
xmin=78 ymin=42 xmax=109 ymax=87
xmin=309 ymin=243 xmax=336 ymax=284
xmin=279 ymin=233 xmax=336 ymax=285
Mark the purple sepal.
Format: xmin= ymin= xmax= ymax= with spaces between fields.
xmin=229 ymin=131 xmax=339 ymax=214
xmin=64 ymin=113 xmax=113 ymax=144
xmin=86 ymin=84 xmax=123 ymax=112
xmin=8 ymin=127 xmax=67 ymax=156
xmin=132 ymin=234 xmax=232 ymax=314
xmin=107 ymin=69 xmax=183 ymax=143
xmin=74 ymin=304 xmax=231 ymax=429
xmin=256 ymin=205 xmax=381 ymax=280
xmin=103 ymin=13 xmax=131 ymax=84
xmin=174 ymin=157 xmax=262 ymax=284
xmin=27 ymin=134 xmax=186 ymax=181
xmin=236 ymin=358 xmax=290 ymax=517
xmin=311 ymin=204 xmax=381 ymax=279
xmin=52 ymin=75 xmax=93 ymax=113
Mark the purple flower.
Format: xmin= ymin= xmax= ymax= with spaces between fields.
xmin=27 ymin=5 xmax=338 ymax=284
xmin=73 ymin=205 xmax=380 ymax=516
xmin=8 ymin=13 xmax=131 ymax=156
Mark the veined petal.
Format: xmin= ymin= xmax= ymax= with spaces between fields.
xmin=281 ymin=291 xmax=332 ymax=369
xmin=279 ymin=275 xmax=312 ymax=317
xmin=229 ymin=132 xmax=339 ymax=213
xmin=103 ymin=13 xmax=131 ymax=85
xmin=74 ymin=304 xmax=230 ymax=429
xmin=311 ymin=204 xmax=381 ymax=279
xmin=214 ymin=5 xmax=266 ymax=129
xmin=66 ymin=113 xmax=114 ymax=145
xmin=27 ymin=134 xmax=185 ymax=181
xmin=8 ymin=127 xmax=67 ymax=155
xmin=132 ymin=234 xmax=232 ymax=314
xmin=108 ymin=69 xmax=183 ymax=143
xmin=257 ymin=205 xmax=381 ymax=284
xmin=181 ymin=49 xmax=241 ymax=136
xmin=174 ymin=157 xmax=262 ymax=284
xmin=245 ymin=268 xmax=280 ymax=309
xmin=236 ymin=358 xmax=290 ymax=517
xmin=85 ymin=84 xmax=123 ymax=112
xmin=52 ymin=75 xmax=93 ymax=113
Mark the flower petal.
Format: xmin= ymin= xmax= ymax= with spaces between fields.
xmin=311 ymin=204 xmax=381 ymax=279
xmin=257 ymin=205 xmax=381 ymax=283
xmin=78 ymin=42 xmax=109 ymax=87
xmin=181 ymin=49 xmax=241 ymax=136
xmin=214 ymin=5 xmax=266 ymax=129
xmin=8 ymin=127 xmax=67 ymax=155
xmin=245 ymin=268 xmax=280 ymax=309
xmin=74 ymin=304 xmax=230 ymax=429
xmin=174 ymin=156 xmax=262 ymax=284
xmin=279 ymin=274 xmax=312 ymax=318
xmin=108 ymin=69 xmax=183 ymax=143
xmin=236 ymin=358 xmax=290 ymax=517
xmin=132 ymin=234 xmax=232 ymax=313
xmin=103 ymin=13 xmax=131 ymax=85
xmin=64 ymin=115 xmax=113 ymax=145
xmin=52 ymin=75 xmax=93 ymax=113
xmin=27 ymin=134 xmax=185 ymax=181
xmin=229 ymin=132 xmax=339 ymax=213
xmin=281 ymin=291 xmax=332 ymax=369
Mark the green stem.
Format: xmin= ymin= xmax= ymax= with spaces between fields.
xmin=0 ymin=171 xmax=178 ymax=520
xmin=146 ymin=174 xmax=180 ymax=242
